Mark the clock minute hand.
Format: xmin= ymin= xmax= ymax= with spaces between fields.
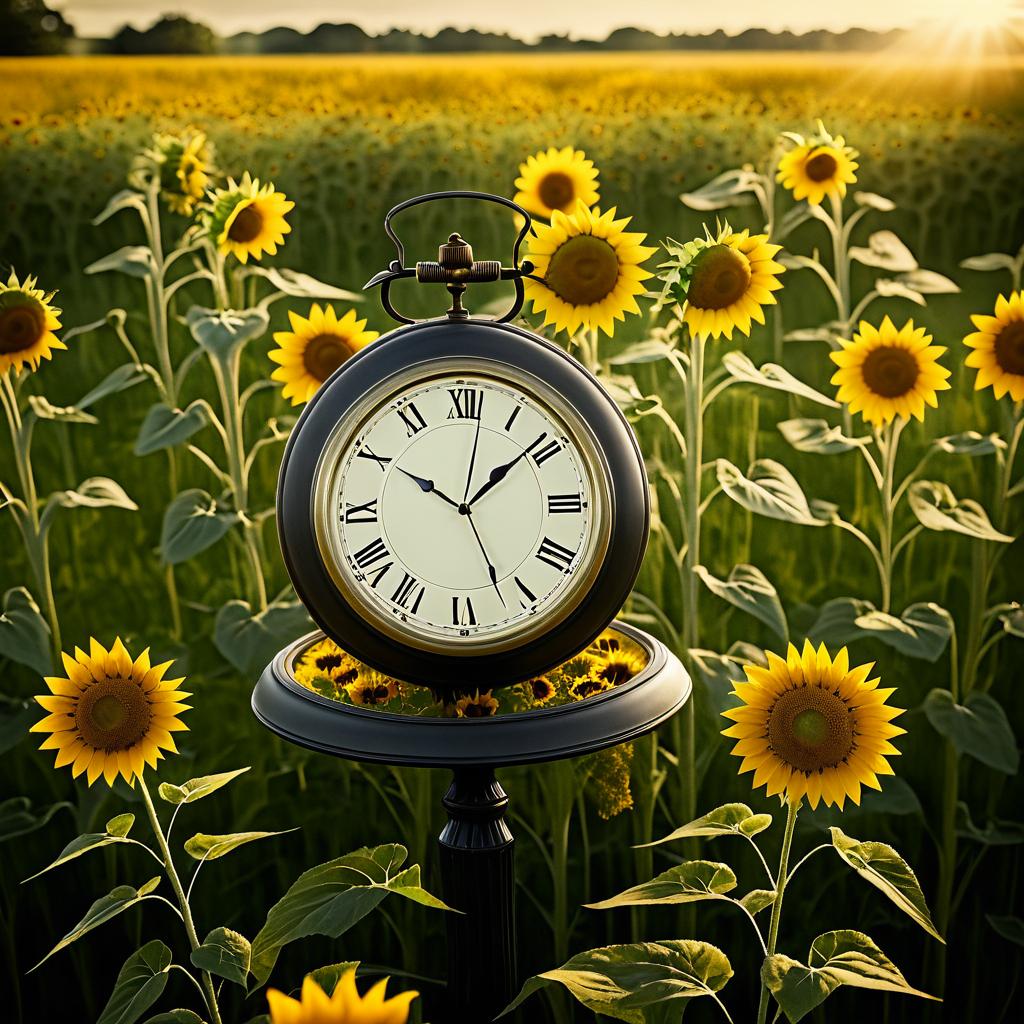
xmin=466 ymin=437 xmax=540 ymax=506
xmin=395 ymin=466 xmax=460 ymax=509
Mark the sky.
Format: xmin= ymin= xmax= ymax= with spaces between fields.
xmin=56 ymin=1 xmax=973 ymax=40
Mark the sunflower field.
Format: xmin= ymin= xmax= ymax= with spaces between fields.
xmin=1 ymin=52 xmax=1023 ymax=1024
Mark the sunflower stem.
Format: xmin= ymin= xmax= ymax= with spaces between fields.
xmin=756 ymin=799 xmax=799 ymax=1024
xmin=677 ymin=329 xmax=705 ymax=920
xmin=875 ymin=419 xmax=905 ymax=614
xmin=139 ymin=778 xmax=223 ymax=1024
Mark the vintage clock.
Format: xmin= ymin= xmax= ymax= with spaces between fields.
xmin=277 ymin=191 xmax=649 ymax=691
xmin=256 ymin=192 xmax=690 ymax=1021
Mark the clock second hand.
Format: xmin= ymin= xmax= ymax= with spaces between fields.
xmin=461 ymin=507 xmax=506 ymax=608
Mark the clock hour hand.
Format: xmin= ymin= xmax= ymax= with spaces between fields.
xmin=395 ymin=466 xmax=460 ymax=509
xmin=465 ymin=443 xmax=534 ymax=507
xmin=462 ymin=509 xmax=506 ymax=608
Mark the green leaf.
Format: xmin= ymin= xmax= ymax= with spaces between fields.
xmin=958 ymin=804 xmax=1024 ymax=846
xmin=716 ymin=459 xmax=824 ymax=526
xmin=829 ymin=828 xmax=941 ymax=940
xmin=607 ymin=340 xmax=676 ymax=365
xmin=934 ymin=431 xmax=1006 ymax=456
xmin=186 ymin=306 xmax=269 ymax=364
xmin=135 ymin=402 xmax=209 ymax=456
xmin=0 ymin=586 xmax=52 ymax=675
xmin=93 ymin=189 xmax=146 ymax=225
xmin=849 ymin=231 xmax=917 ymax=272
xmin=898 ymin=269 xmax=958 ymax=294
xmin=250 ymin=844 xmax=450 ymax=986
xmin=142 ymin=1013 xmax=207 ymax=1024
xmin=908 ymin=480 xmax=1013 ymax=542
xmin=778 ymin=418 xmax=869 ymax=455
xmin=694 ymin=564 xmax=788 ymax=641
xmin=24 ymin=815 xmax=136 ymax=881
xmin=0 ymin=696 xmax=39 ymax=755
xmin=48 ymin=477 xmax=138 ymax=514
xmin=98 ymin=941 xmax=172 ymax=1024
xmin=987 ymin=915 xmax=1024 ymax=948
xmin=1000 ymin=605 xmax=1024 ymax=637
xmin=960 ymin=252 xmax=1015 ymax=273
xmin=76 ymin=363 xmax=148 ymax=410
xmin=157 ymin=767 xmax=250 ymax=806
xmin=191 ymin=927 xmax=251 ymax=986
xmin=0 ymin=797 xmax=72 ymax=842
xmin=27 ymin=394 xmax=98 ymax=424
xmin=184 ymin=830 xmax=294 ymax=862
xmin=740 ymin=890 xmax=777 ymax=915
xmin=853 ymin=602 xmax=952 ymax=662
xmin=107 ymin=813 xmax=136 ymax=837
xmin=213 ymin=597 xmax=311 ymax=674
xmin=160 ymin=489 xmax=238 ymax=565
xmin=874 ymin=278 xmax=925 ymax=306
xmin=643 ymin=803 xmax=772 ymax=847
xmin=248 ymin=267 xmax=362 ymax=301
xmin=86 ymin=246 xmax=156 ymax=279
xmin=502 ymin=940 xmax=733 ymax=1023
xmin=31 ymin=878 xmax=161 ymax=970
xmin=586 ymin=860 xmax=736 ymax=910
xmin=807 ymin=596 xmax=878 ymax=647
xmin=306 ymin=961 xmax=361 ymax=996
xmin=853 ymin=191 xmax=896 ymax=211
xmin=923 ymin=689 xmax=1019 ymax=774
xmin=681 ymin=168 xmax=759 ymax=210
xmin=763 ymin=930 xmax=936 ymax=1023
xmin=721 ymin=352 xmax=839 ymax=407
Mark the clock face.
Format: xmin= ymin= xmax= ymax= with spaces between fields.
xmin=313 ymin=370 xmax=610 ymax=654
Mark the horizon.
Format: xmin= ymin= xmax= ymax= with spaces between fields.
xmin=57 ymin=1 xmax=986 ymax=40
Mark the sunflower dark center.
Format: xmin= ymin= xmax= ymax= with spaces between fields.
xmin=0 ymin=303 xmax=45 ymax=354
xmin=862 ymin=345 xmax=919 ymax=398
xmin=462 ymin=698 xmax=496 ymax=717
xmin=598 ymin=659 xmax=633 ymax=685
xmin=572 ymin=677 xmax=609 ymax=701
xmin=303 ymin=333 xmax=353 ymax=382
xmin=355 ymin=684 xmax=392 ymax=706
xmin=227 ymin=203 xmax=264 ymax=244
xmin=767 ymin=686 xmax=854 ymax=773
xmin=804 ymin=150 xmax=839 ymax=182
xmin=538 ymin=171 xmax=575 ymax=212
xmin=315 ymin=653 xmax=345 ymax=672
xmin=530 ymin=677 xmax=554 ymax=700
xmin=545 ymin=235 xmax=619 ymax=306
xmin=994 ymin=320 xmax=1024 ymax=376
xmin=75 ymin=676 xmax=152 ymax=752
xmin=687 ymin=244 xmax=752 ymax=310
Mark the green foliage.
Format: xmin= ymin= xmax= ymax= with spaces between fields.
xmin=250 ymin=843 xmax=451 ymax=986
xmin=828 ymin=828 xmax=942 ymax=940
xmin=24 ymin=813 xmax=136 ymax=881
xmin=191 ymin=928 xmax=251 ymax=986
xmin=643 ymin=802 xmax=772 ymax=846
xmin=0 ymin=586 xmax=52 ymax=674
xmin=762 ymin=930 xmax=937 ymax=1023
xmin=98 ymin=941 xmax=174 ymax=1024
xmin=503 ymin=940 xmax=734 ymax=1022
xmin=923 ymin=689 xmax=1020 ymax=774
xmin=157 ymin=768 xmax=251 ymax=805
xmin=183 ymin=830 xmax=294 ymax=861
xmin=586 ymin=860 xmax=737 ymax=910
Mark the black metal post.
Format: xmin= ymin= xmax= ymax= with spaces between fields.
xmin=438 ymin=766 xmax=517 ymax=1022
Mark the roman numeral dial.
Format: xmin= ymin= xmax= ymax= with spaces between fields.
xmin=326 ymin=373 xmax=603 ymax=649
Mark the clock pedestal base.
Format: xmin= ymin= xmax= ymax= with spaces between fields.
xmin=438 ymin=767 xmax=517 ymax=1021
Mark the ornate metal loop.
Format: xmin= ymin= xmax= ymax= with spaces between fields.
xmin=364 ymin=190 xmax=536 ymax=325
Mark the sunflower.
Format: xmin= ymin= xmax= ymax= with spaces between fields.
xmin=205 ymin=172 xmax=294 ymax=263
xmin=963 ymin=291 xmax=1024 ymax=402
xmin=830 ymin=317 xmax=951 ymax=426
xmin=138 ymin=130 xmax=213 ymax=216
xmin=347 ymin=671 xmax=399 ymax=708
xmin=294 ymin=638 xmax=362 ymax=698
xmin=31 ymin=638 xmax=189 ymax=787
xmin=270 ymin=304 xmax=378 ymax=406
xmin=588 ymin=743 xmax=635 ymax=819
xmin=587 ymin=631 xmax=647 ymax=686
xmin=661 ymin=224 xmax=785 ymax=341
xmin=524 ymin=201 xmax=656 ymax=337
xmin=526 ymin=676 xmax=555 ymax=704
xmin=777 ymin=127 xmax=859 ymax=206
xmin=570 ymin=670 xmax=614 ymax=702
xmin=455 ymin=690 xmax=500 ymax=718
xmin=722 ymin=640 xmax=905 ymax=810
xmin=514 ymin=146 xmax=600 ymax=220
xmin=267 ymin=970 xmax=417 ymax=1024
xmin=0 ymin=270 xmax=64 ymax=375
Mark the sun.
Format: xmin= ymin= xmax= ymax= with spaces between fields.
xmin=933 ymin=0 xmax=1019 ymax=32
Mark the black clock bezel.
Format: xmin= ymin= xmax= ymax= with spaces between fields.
xmin=277 ymin=317 xmax=650 ymax=691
